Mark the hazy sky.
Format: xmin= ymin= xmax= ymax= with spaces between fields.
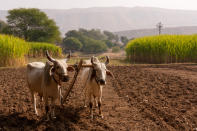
xmin=0 ymin=0 xmax=197 ymax=10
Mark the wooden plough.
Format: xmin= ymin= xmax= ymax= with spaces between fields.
xmin=62 ymin=59 xmax=83 ymax=104
xmin=62 ymin=59 xmax=94 ymax=104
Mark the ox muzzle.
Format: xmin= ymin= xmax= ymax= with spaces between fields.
xmin=98 ymin=79 xmax=106 ymax=85
xmin=60 ymin=75 xmax=69 ymax=82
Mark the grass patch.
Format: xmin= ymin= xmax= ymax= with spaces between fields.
xmin=126 ymin=34 xmax=197 ymax=63
xmin=0 ymin=34 xmax=29 ymax=66
xmin=0 ymin=34 xmax=62 ymax=67
xmin=28 ymin=42 xmax=62 ymax=57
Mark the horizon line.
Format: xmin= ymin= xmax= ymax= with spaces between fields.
xmin=1 ymin=6 xmax=197 ymax=11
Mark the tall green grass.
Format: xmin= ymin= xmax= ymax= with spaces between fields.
xmin=126 ymin=35 xmax=197 ymax=63
xmin=28 ymin=42 xmax=62 ymax=57
xmin=0 ymin=34 xmax=62 ymax=67
xmin=0 ymin=34 xmax=29 ymax=66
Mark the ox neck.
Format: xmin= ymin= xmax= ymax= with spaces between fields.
xmin=52 ymin=73 xmax=61 ymax=86
xmin=91 ymin=68 xmax=99 ymax=85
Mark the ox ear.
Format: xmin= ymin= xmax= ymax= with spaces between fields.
xmin=62 ymin=59 xmax=67 ymax=63
xmin=49 ymin=65 xmax=55 ymax=76
xmin=51 ymin=67 xmax=55 ymax=73
xmin=106 ymin=70 xmax=114 ymax=78
xmin=105 ymin=56 xmax=109 ymax=65
xmin=67 ymin=66 xmax=75 ymax=72
xmin=91 ymin=56 xmax=96 ymax=65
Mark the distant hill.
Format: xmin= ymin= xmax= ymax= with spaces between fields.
xmin=0 ymin=7 xmax=197 ymax=35
xmin=115 ymin=26 xmax=197 ymax=39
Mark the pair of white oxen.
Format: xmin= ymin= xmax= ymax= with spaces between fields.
xmin=27 ymin=51 xmax=113 ymax=119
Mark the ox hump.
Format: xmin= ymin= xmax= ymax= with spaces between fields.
xmin=27 ymin=62 xmax=45 ymax=70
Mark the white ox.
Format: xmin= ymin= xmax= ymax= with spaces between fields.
xmin=81 ymin=56 xmax=114 ymax=118
xmin=27 ymin=51 xmax=74 ymax=118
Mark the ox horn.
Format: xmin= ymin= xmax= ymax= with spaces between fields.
xmin=91 ymin=56 xmax=96 ymax=65
xmin=67 ymin=50 xmax=71 ymax=59
xmin=105 ymin=56 xmax=109 ymax=65
xmin=46 ymin=50 xmax=55 ymax=63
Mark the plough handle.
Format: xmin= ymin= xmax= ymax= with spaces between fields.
xmin=62 ymin=59 xmax=83 ymax=104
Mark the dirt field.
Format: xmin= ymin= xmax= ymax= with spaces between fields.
xmin=0 ymin=64 xmax=197 ymax=131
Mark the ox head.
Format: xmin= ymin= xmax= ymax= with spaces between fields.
xmin=90 ymin=56 xmax=114 ymax=85
xmin=46 ymin=50 xmax=74 ymax=82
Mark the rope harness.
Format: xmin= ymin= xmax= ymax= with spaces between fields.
xmin=91 ymin=63 xmax=106 ymax=85
xmin=52 ymin=71 xmax=62 ymax=86
xmin=92 ymin=68 xmax=100 ymax=85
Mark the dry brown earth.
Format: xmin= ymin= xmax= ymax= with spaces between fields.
xmin=0 ymin=64 xmax=197 ymax=130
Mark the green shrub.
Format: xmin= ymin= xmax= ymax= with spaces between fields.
xmin=112 ymin=46 xmax=121 ymax=53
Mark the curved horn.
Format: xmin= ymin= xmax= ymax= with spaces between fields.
xmin=105 ymin=56 xmax=109 ymax=65
xmin=46 ymin=50 xmax=55 ymax=63
xmin=67 ymin=50 xmax=71 ymax=59
xmin=91 ymin=56 xmax=96 ymax=65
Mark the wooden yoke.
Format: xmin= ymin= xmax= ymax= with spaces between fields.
xmin=62 ymin=59 xmax=83 ymax=104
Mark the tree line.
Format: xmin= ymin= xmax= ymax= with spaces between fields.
xmin=0 ymin=8 xmax=129 ymax=54
xmin=62 ymin=29 xmax=124 ymax=53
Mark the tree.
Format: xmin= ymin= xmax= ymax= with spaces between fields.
xmin=79 ymin=28 xmax=107 ymax=40
xmin=0 ymin=20 xmax=8 ymax=33
xmin=120 ymin=36 xmax=129 ymax=46
xmin=112 ymin=46 xmax=121 ymax=53
xmin=103 ymin=30 xmax=119 ymax=42
xmin=63 ymin=29 xmax=119 ymax=53
xmin=82 ymin=37 xmax=107 ymax=53
xmin=103 ymin=40 xmax=115 ymax=48
xmin=62 ymin=37 xmax=82 ymax=51
xmin=65 ymin=30 xmax=84 ymax=40
xmin=6 ymin=8 xmax=61 ymax=43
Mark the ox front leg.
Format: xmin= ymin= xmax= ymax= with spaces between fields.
xmin=31 ymin=92 xmax=38 ymax=115
xmin=88 ymin=94 xmax=93 ymax=119
xmin=89 ymin=102 xmax=93 ymax=119
xmin=51 ymin=98 xmax=56 ymax=119
xmin=59 ymin=87 xmax=63 ymax=106
xmin=98 ymin=98 xmax=103 ymax=118
xmin=39 ymin=93 xmax=43 ymax=102
xmin=93 ymin=95 xmax=98 ymax=107
xmin=84 ymin=88 xmax=87 ymax=107
xmin=44 ymin=97 xmax=50 ymax=121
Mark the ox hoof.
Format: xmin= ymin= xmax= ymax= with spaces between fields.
xmin=35 ymin=111 xmax=39 ymax=116
xmin=89 ymin=115 xmax=94 ymax=120
xmin=60 ymin=100 xmax=64 ymax=106
xmin=52 ymin=116 xmax=56 ymax=119
xmin=99 ymin=114 xmax=104 ymax=119
xmin=45 ymin=116 xmax=50 ymax=121
xmin=50 ymin=114 xmax=56 ymax=119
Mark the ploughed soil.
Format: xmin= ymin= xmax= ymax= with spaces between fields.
xmin=0 ymin=64 xmax=197 ymax=130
